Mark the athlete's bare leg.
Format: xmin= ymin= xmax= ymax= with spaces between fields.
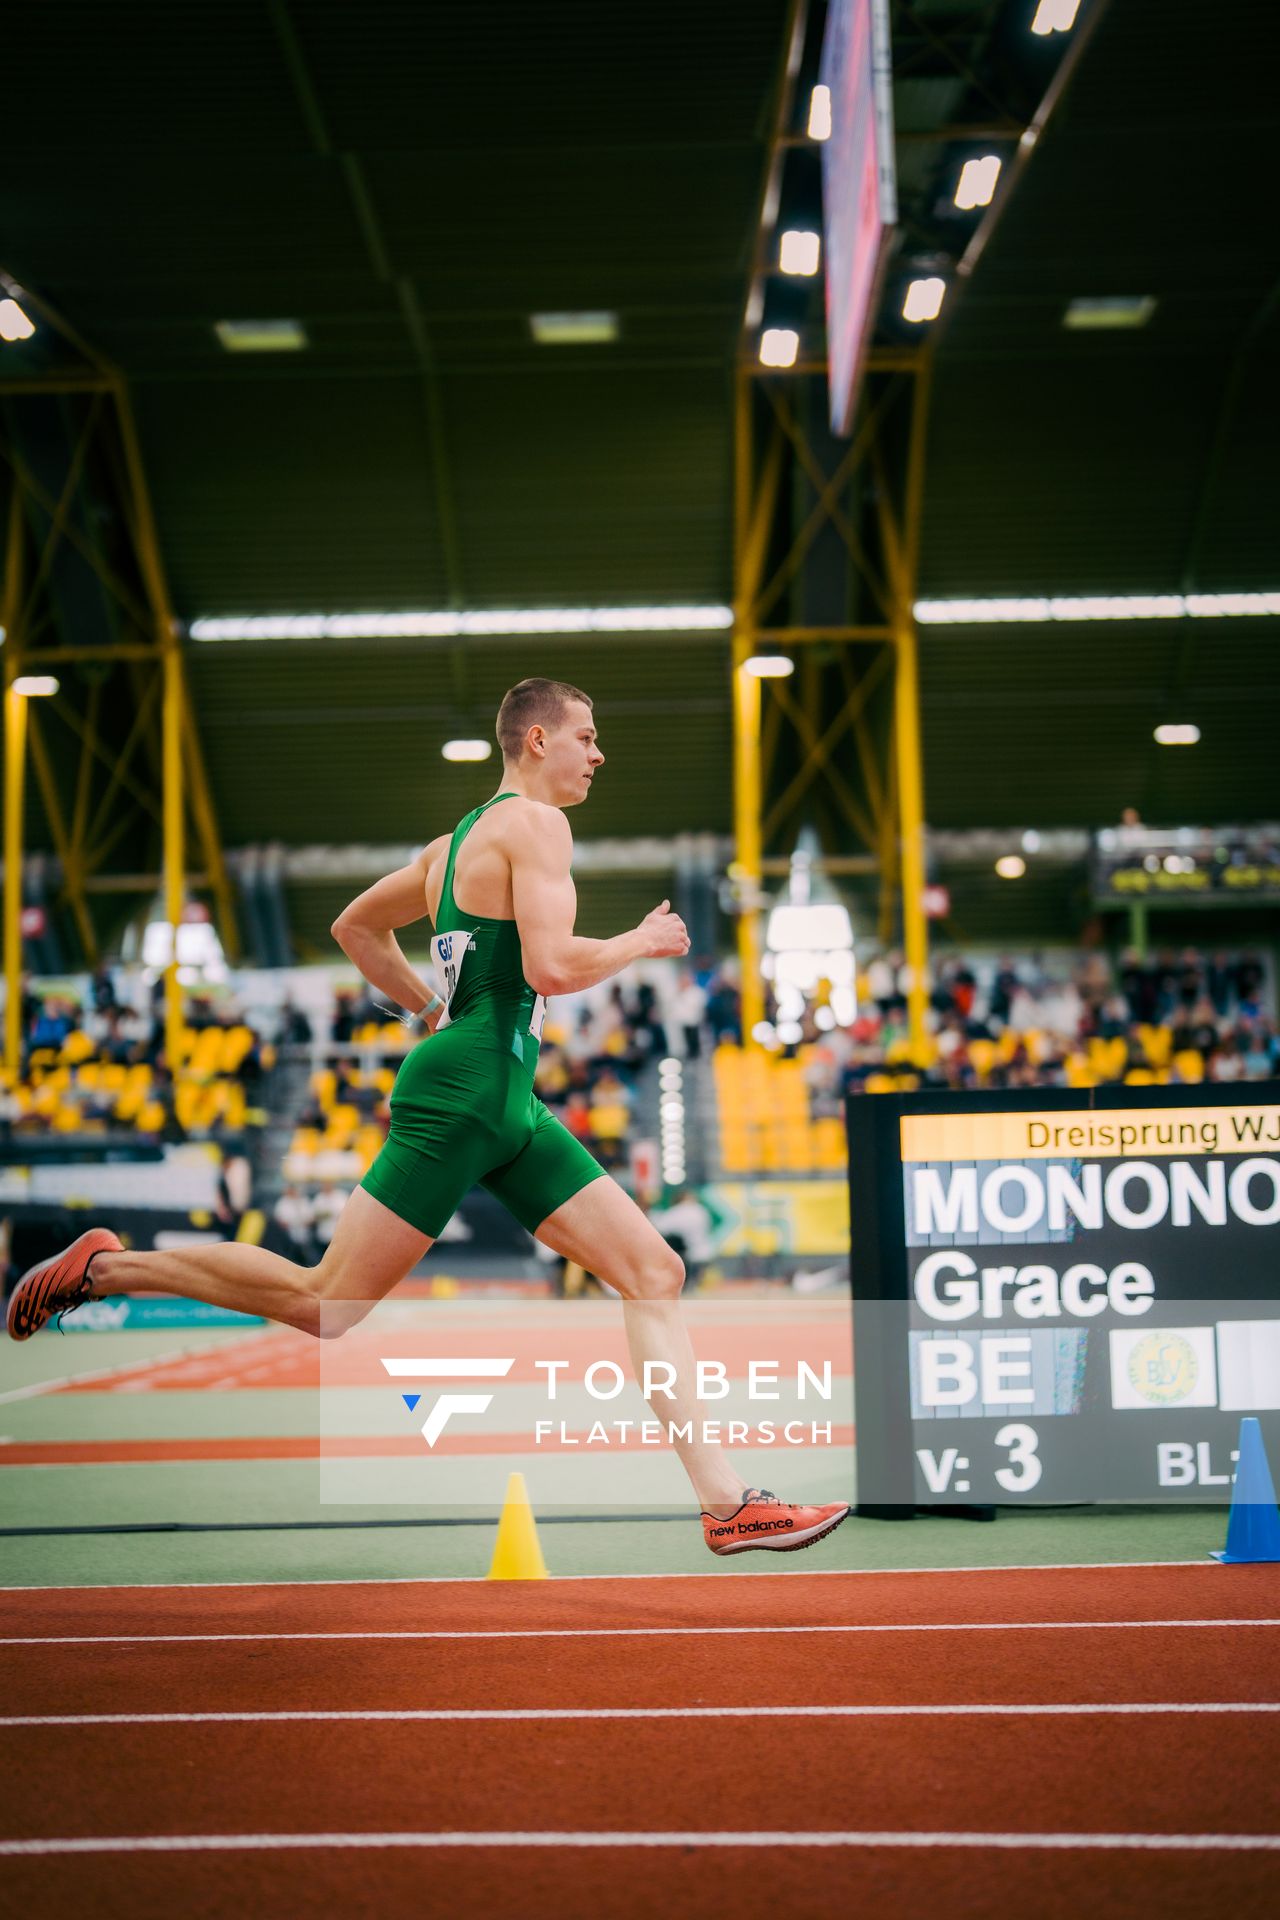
xmin=535 ymin=1176 xmax=748 ymax=1512
xmin=85 ymin=1189 xmax=433 ymax=1338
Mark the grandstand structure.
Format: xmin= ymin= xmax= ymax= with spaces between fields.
xmin=1 ymin=0 xmax=1278 ymax=1225
xmin=1 ymin=17 xmax=1278 ymax=1902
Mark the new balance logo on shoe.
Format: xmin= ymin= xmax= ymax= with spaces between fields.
xmin=707 ymin=1517 xmax=795 ymax=1538
xmin=701 ymin=1493 xmax=849 ymax=1557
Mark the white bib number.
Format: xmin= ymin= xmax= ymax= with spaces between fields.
xmin=430 ymin=931 xmax=546 ymax=1044
xmin=429 ymin=930 xmax=474 ymax=1031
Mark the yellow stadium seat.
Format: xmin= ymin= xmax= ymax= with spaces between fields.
xmin=1173 ymin=1049 xmax=1204 ymax=1084
xmin=1138 ymin=1024 xmax=1173 ymax=1069
xmin=222 ymin=1026 xmax=255 ymax=1072
xmin=1088 ymin=1036 xmax=1128 ymax=1081
xmin=311 ymin=1069 xmax=337 ymax=1112
xmin=968 ymin=1038 xmax=997 ymax=1079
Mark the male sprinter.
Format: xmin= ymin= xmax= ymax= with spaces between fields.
xmin=7 ymin=679 xmax=848 ymax=1556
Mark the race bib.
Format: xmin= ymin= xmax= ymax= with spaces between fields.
xmin=429 ymin=930 xmax=474 ymax=1030
xmin=529 ymin=993 xmax=547 ymax=1043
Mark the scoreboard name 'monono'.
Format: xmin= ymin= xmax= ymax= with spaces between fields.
xmin=911 ymin=1155 xmax=1280 ymax=1240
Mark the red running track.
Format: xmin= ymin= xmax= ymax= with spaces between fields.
xmin=1 ymin=1563 xmax=1277 ymax=1919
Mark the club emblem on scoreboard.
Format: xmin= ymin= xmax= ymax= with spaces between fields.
xmin=1126 ymin=1330 xmax=1199 ymax=1405
xmin=1109 ymin=1325 xmax=1219 ymax=1411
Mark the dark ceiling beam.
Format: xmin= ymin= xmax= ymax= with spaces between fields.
xmin=123 ymin=354 xmax=730 ymax=384
xmin=892 ymin=0 xmax=1018 ymax=128
xmin=739 ymin=0 xmax=808 ymax=344
xmin=265 ymin=0 xmax=467 ymax=627
xmin=952 ymin=0 xmax=1110 ymax=290
xmin=1179 ymin=274 xmax=1280 ymax=598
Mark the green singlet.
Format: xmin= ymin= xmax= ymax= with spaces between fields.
xmin=360 ymin=792 xmax=606 ymax=1239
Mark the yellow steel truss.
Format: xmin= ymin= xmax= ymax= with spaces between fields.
xmin=1 ymin=282 xmax=236 ymax=1071
xmin=732 ymin=348 xmax=935 ymax=1052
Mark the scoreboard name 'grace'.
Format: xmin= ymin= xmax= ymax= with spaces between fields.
xmin=914 ymin=1250 xmax=1155 ymax=1324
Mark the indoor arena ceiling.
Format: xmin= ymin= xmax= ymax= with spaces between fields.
xmin=3 ymin=0 xmax=1279 ymax=891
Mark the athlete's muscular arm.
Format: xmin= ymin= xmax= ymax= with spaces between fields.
xmin=511 ymin=807 xmax=689 ymax=996
xmin=331 ymin=838 xmax=447 ymax=1025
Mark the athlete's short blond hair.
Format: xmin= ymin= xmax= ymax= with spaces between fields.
xmin=496 ymin=678 xmax=593 ymax=762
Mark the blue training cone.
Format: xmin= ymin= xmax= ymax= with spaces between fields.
xmin=1211 ymin=1417 xmax=1280 ymax=1564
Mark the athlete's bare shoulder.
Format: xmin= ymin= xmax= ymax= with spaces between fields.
xmin=502 ymin=796 xmax=571 ymax=835
xmin=500 ymin=797 xmax=572 ymax=868
xmin=417 ymin=831 xmax=451 ymax=887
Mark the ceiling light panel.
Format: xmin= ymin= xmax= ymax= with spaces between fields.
xmin=215 ymin=319 xmax=308 ymax=352
xmin=779 ymin=230 xmax=821 ymax=276
xmin=529 ymin=312 xmax=619 ymax=344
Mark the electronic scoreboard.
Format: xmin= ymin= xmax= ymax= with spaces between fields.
xmin=847 ymin=1085 xmax=1280 ymax=1512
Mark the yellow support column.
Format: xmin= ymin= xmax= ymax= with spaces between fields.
xmin=3 ymin=483 xmax=26 ymax=1075
xmin=893 ymin=358 xmax=934 ymax=1057
xmin=3 ymin=673 xmax=27 ymax=1076
xmin=162 ymin=641 xmax=184 ymax=1068
xmin=732 ymin=367 xmax=767 ymax=1049
xmin=892 ymin=622 xmax=929 ymax=1053
xmin=733 ymin=646 xmax=765 ymax=1046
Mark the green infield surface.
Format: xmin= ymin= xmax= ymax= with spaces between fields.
xmin=0 ymin=1302 xmax=1233 ymax=1587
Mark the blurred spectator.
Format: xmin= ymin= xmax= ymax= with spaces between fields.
xmin=90 ymin=965 xmax=120 ymax=1015
xmin=649 ymin=1188 xmax=715 ymax=1291
xmin=706 ymin=971 xmax=742 ymax=1046
xmin=279 ymin=996 xmax=313 ymax=1045
xmin=273 ymin=1186 xmax=316 ymax=1260
xmin=311 ymin=1184 xmax=348 ymax=1250
xmin=674 ymin=972 xmax=708 ymax=1059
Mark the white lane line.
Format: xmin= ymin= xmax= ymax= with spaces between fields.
xmin=0 ymin=1559 xmax=1224 ymax=1591
xmin=0 ymin=1341 xmax=226 ymax=1406
xmin=2 ymin=1830 xmax=1278 ymax=1856
xmin=1 ymin=1618 xmax=1274 ymax=1646
xmin=2 ymin=1703 xmax=1277 ymax=1728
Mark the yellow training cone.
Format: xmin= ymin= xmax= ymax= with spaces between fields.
xmin=486 ymin=1471 xmax=549 ymax=1580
